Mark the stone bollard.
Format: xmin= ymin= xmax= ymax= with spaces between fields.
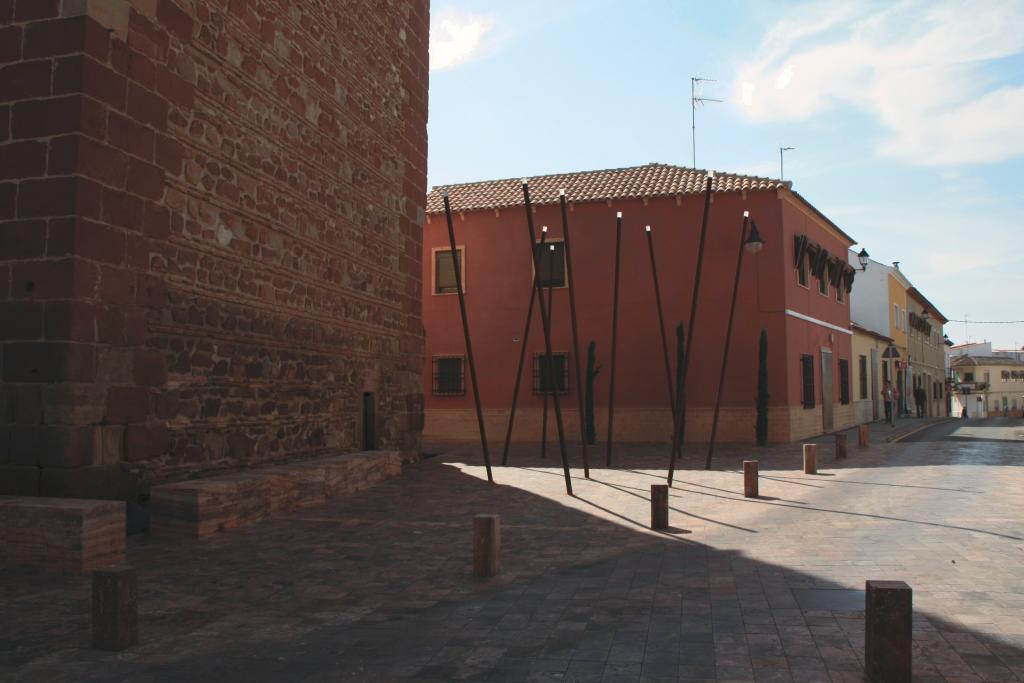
xmin=473 ymin=514 xmax=500 ymax=577
xmin=835 ymin=433 xmax=848 ymax=459
xmin=743 ymin=461 xmax=759 ymax=498
xmin=859 ymin=424 xmax=870 ymax=448
xmin=865 ymin=580 xmax=912 ymax=682
xmin=803 ymin=444 xmax=817 ymax=474
xmin=92 ymin=565 xmax=138 ymax=651
xmin=650 ymin=485 xmax=669 ymax=530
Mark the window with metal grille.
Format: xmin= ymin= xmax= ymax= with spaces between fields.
xmin=858 ymin=355 xmax=868 ymax=400
xmin=533 ymin=352 xmax=569 ymax=394
xmin=434 ymin=248 xmax=463 ymax=294
xmin=801 ymin=354 xmax=815 ymax=409
xmin=839 ymin=359 xmax=850 ymax=405
xmin=535 ymin=242 xmax=566 ymax=288
xmin=432 ymin=356 xmax=465 ymax=396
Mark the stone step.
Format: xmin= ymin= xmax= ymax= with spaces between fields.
xmin=150 ymin=450 xmax=401 ymax=538
xmin=0 ymin=496 xmax=126 ymax=574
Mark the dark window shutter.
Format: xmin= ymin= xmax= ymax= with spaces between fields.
xmin=858 ymin=355 xmax=868 ymax=400
xmin=433 ymin=356 xmax=465 ymax=395
xmin=839 ymin=359 xmax=850 ymax=405
xmin=535 ymin=242 xmax=566 ymax=288
xmin=534 ymin=353 xmax=569 ymax=394
xmin=435 ymin=249 xmax=461 ymax=293
xmin=801 ymin=355 xmax=815 ymax=409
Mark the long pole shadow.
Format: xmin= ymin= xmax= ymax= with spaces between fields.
xmin=519 ymin=467 xmax=758 ymax=534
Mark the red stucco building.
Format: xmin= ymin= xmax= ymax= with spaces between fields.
xmin=423 ymin=163 xmax=858 ymax=444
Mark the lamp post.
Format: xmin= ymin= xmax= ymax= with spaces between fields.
xmin=779 ymin=146 xmax=795 ymax=180
xmin=705 ymin=213 xmax=764 ymax=470
xmin=856 ymin=248 xmax=870 ymax=271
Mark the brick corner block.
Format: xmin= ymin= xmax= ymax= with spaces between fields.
xmin=92 ymin=564 xmax=138 ymax=651
xmin=865 ymin=579 xmax=912 ymax=683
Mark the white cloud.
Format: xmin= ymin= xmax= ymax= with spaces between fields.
xmin=430 ymin=13 xmax=494 ymax=72
xmin=736 ymin=0 xmax=1024 ymax=165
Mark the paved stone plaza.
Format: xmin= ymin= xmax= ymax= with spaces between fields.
xmin=2 ymin=417 xmax=1023 ymax=682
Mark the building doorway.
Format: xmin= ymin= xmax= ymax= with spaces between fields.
xmin=362 ymin=392 xmax=376 ymax=450
xmin=821 ymin=349 xmax=834 ymax=432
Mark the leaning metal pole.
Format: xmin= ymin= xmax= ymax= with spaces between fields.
xmin=668 ymin=173 xmax=714 ymax=486
xmin=442 ymin=192 xmax=493 ymax=483
xmin=559 ymin=190 xmax=590 ymax=478
xmin=705 ymin=213 xmax=750 ymax=470
xmin=645 ymin=225 xmax=677 ymax=444
xmin=522 ymin=182 xmax=573 ymax=495
xmin=501 ymin=227 xmax=549 ymax=465
xmin=605 ymin=211 xmax=623 ymax=466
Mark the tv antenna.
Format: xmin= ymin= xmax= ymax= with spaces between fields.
xmin=691 ymin=76 xmax=722 ymax=168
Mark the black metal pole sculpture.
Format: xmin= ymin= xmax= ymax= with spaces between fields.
xmin=442 ymin=192 xmax=493 ymax=483
xmin=645 ymin=225 xmax=677 ymax=445
xmin=541 ymin=273 xmax=553 ymax=458
xmin=668 ymin=173 xmax=714 ymax=486
xmin=705 ymin=212 xmax=754 ymax=470
xmin=522 ymin=182 xmax=573 ymax=494
xmin=501 ymin=227 xmax=549 ymax=465
xmin=606 ymin=211 xmax=623 ymax=466
xmin=559 ymin=190 xmax=590 ymax=478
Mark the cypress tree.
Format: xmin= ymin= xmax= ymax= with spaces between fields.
xmin=756 ymin=328 xmax=770 ymax=446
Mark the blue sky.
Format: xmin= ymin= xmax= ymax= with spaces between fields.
xmin=427 ymin=0 xmax=1024 ymax=349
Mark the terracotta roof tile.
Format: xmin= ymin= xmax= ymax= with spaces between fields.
xmin=426 ymin=162 xmax=791 ymax=214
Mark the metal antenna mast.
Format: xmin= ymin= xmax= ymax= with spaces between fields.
xmin=691 ymin=76 xmax=722 ymax=167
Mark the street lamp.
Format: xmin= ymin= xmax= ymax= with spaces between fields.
xmin=856 ymin=248 xmax=869 ymax=271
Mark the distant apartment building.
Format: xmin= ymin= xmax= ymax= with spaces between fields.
xmin=423 ymin=163 xmax=860 ymax=445
xmin=949 ymin=355 xmax=1024 ymax=417
xmin=849 ymin=255 xmax=947 ymax=419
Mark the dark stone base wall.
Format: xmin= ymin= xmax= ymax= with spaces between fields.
xmin=0 ymin=0 xmax=428 ymax=500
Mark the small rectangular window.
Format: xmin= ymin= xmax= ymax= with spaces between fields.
xmin=533 ymin=352 xmax=569 ymax=394
xmin=801 ymin=354 xmax=815 ymax=409
xmin=818 ymin=272 xmax=828 ymax=296
xmin=964 ymin=372 xmax=974 ymax=382
xmin=434 ymin=248 xmax=463 ymax=294
xmin=797 ymin=253 xmax=808 ymax=287
xmin=535 ymin=242 xmax=566 ymax=288
xmin=858 ymin=355 xmax=868 ymax=400
xmin=839 ymin=359 xmax=850 ymax=405
xmin=432 ymin=356 xmax=465 ymax=396
xmin=894 ymin=304 xmax=900 ymax=329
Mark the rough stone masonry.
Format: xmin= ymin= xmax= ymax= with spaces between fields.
xmin=0 ymin=0 xmax=429 ymax=502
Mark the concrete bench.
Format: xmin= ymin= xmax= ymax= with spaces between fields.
xmin=150 ymin=450 xmax=401 ymax=538
xmin=0 ymin=496 xmax=126 ymax=574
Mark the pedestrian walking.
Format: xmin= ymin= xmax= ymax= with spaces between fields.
xmin=882 ymin=381 xmax=895 ymax=426
xmin=914 ymin=386 xmax=927 ymax=418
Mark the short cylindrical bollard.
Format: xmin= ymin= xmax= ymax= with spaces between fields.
xmin=835 ymin=433 xmax=848 ymax=459
xmin=865 ymin=580 xmax=912 ymax=682
xmin=650 ymin=485 xmax=669 ymax=530
xmin=803 ymin=444 xmax=817 ymax=474
xmin=743 ymin=461 xmax=758 ymax=498
xmin=92 ymin=564 xmax=138 ymax=651
xmin=858 ymin=423 xmax=870 ymax=448
xmin=473 ymin=514 xmax=500 ymax=577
